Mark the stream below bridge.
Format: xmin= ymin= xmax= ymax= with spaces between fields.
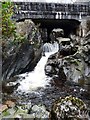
xmin=2 ymin=42 xmax=90 ymax=112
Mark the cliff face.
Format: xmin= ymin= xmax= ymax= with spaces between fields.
xmin=2 ymin=20 xmax=42 ymax=80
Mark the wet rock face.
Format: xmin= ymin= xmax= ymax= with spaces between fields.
xmin=50 ymin=96 xmax=89 ymax=120
xmin=2 ymin=20 xmax=42 ymax=80
xmin=60 ymin=45 xmax=77 ymax=56
xmin=50 ymin=28 xmax=78 ymax=57
xmin=45 ymin=56 xmax=59 ymax=77
xmin=50 ymin=28 xmax=64 ymax=42
xmin=58 ymin=36 xmax=78 ymax=57
xmin=16 ymin=20 xmax=41 ymax=45
xmin=45 ymin=53 xmax=67 ymax=85
xmin=83 ymin=31 xmax=90 ymax=65
xmin=3 ymin=43 xmax=35 ymax=80
xmin=63 ymin=31 xmax=90 ymax=83
xmin=30 ymin=104 xmax=49 ymax=119
xmin=45 ymin=31 xmax=90 ymax=88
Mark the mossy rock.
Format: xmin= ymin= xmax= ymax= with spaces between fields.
xmin=50 ymin=96 xmax=89 ymax=120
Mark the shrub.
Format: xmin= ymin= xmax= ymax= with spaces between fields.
xmin=2 ymin=1 xmax=16 ymax=39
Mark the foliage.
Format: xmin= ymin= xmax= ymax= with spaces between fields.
xmin=1 ymin=1 xmax=29 ymax=61
xmin=2 ymin=1 xmax=16 ymax=39
xmin=13 ymin=34 xmax=27 ymax=44
xmin=2 ymin=1 xmax=28 ymax=50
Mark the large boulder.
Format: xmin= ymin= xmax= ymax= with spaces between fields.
xmin=45 ymin=53 xmax=59 ymax=76
xmin=45 ymin=31 xmax=90 ymax=89
xmin=45 ymin=53 xmax=67 ymax=85
xmin=2 ymin=20 xmax=42 ymax=80
xmin=57 ymin=37 xmax=78 ymax=56
xmin=45 ymin=57 xmax=59 ymax=77
xmin=63 ymin=31 xmax=90 ymax=82
xmin=50 ymin=96 xmax=89 ymax=120
xmin=50 ymin=28 xmax=64 ymax=42
xmin=2 ymin=42 xmax=34 ymax=80
xmin=16 ymin=20 xmax=41 ymax=46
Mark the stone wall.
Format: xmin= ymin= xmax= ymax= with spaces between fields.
xmin=12 ymin=2 xmax=90 ymax=20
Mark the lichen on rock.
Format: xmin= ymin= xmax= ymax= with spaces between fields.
xmin=50 ymin=96 xmax=89 ymax=120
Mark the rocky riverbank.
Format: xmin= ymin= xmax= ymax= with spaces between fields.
xmin=2 ymin=20 xmax=42 ymax=80
xmin=45 ymin=29 xmax=90 ymax=90
xmin=2 ymin=18 xmax=90 ymax=119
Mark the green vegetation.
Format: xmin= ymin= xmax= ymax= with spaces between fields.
xmin=2 ymin=1 xmax=27 ymax=45
xmin=1 ymin=1 xmax=28 ymax=61
xmin=2 ymin=1 xmax=16 ymax=39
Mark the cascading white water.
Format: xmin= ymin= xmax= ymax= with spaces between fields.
xmin=17 ymin=42 xmax=59 ymax=93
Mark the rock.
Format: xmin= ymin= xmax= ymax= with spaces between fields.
xmin=50 ymin=96 xmax=89 ymax=120
xmin=18 ymin=113 xmax=35 ymax=119
xmin=83 ymin=31 xmax=90 ymax=45
xmin=83 ymin=31 xmax=90 ymax=65
xmin=62 ymin=57 xmax=85 ymax=82
xmin=30 ymin=104 xmax=49 ymax=119
xmin=60 ymin=45 xmax=77 ymax=56
xmin=50 ymin=28 xmax=64 ymax=42
xmin=49 ymin=65 xmax=67 ymax=87
xmin=1 ymin=104 xmax=29 ymax=119
xmin=69 ymin=33 xmax=80 ymax=45
xmin=58 ymin=66 xmax=67 ymax=83
xmin=2 ymin=80 xmax=20 ymax=94
xmin=7 ymin=108 xmax=16 ymax=115
xmin=0 ymin=104 xmax=8 ymax=113
xmin=1 ymin=103 xmax=49 ymax=119
xmin=45 ymin=59 xmax=59 ymax=77
xmin=56 ymin=37 xmax=70 ymax=44
xmin=2 ymin=20 xmax=42 ymax=80
xmin=56 ymin=37 xmax=78 ymax=56
xmin=5 ymin=100 xmax=15 ymax=108
xmin=45 ymin=30 xmax=90 ymax=89
xmin=45 ymin=55 xmax=67 ymax=86
xmin=52 ymin=28 xmax=64 ymax=38
xmin=45 ymin=65 xmax=53 ymax=75
xmin=3 ymin=42 xmax=35 ymax=79
xmin=16 ymin=20 xmax=41 ymax=45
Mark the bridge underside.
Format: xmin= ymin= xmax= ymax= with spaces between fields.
xmin=31 ymin=19 xmax=80 ymax=42
xmin=14 ymin=2 xmax=89 ymax=42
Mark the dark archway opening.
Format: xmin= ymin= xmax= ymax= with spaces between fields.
xmin=32 ymin=19 xmax=80 ymax=43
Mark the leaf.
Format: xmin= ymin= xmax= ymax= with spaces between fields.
xmin=2 ymin=110 xmax=10 ymax=116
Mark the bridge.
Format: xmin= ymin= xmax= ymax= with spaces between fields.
xmin=13 ymin=2 xmax=90 ymax=20
xmin=12 ymin=2 xmax=90 ymax=42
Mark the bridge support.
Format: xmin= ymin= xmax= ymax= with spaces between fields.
xmin=32 ymin=19 xmax=81 ymax=42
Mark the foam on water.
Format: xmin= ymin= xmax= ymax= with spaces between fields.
xmin=17 ymin=42 xmax=59 ymax=93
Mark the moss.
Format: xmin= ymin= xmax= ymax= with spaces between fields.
xmin=50 ymin=96 xmax=89 ymax=120
xmin=2 ymin=110 xmax=10 ymax=116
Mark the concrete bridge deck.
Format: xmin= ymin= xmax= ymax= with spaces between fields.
xmin=13 ymin=2 xmax=90 ymax=20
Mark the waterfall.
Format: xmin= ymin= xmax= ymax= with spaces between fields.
xmin=43 ymin=42 xmax=59 ymax=52
xmin=17 ymin=42 xmax=59 ymax=93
